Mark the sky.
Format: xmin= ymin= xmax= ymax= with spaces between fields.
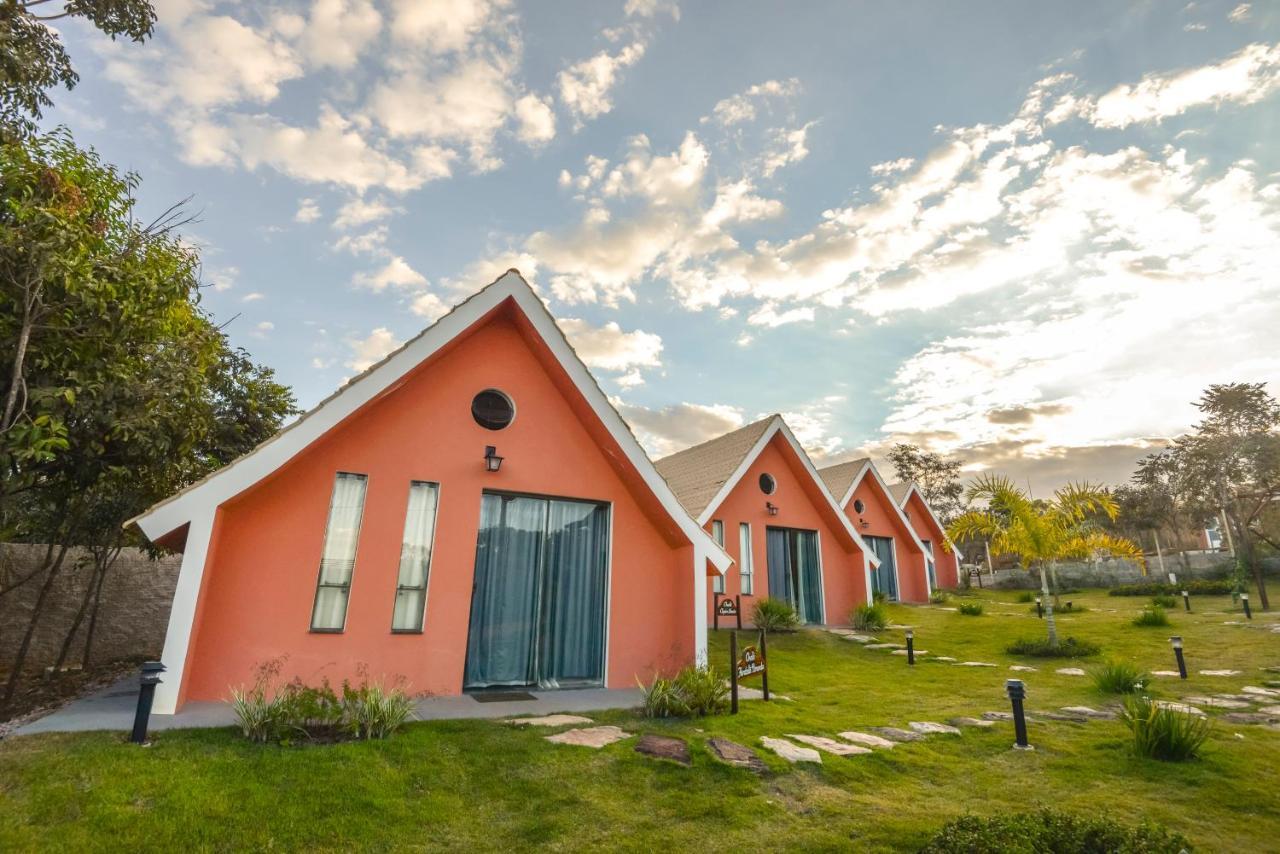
xmin=48 ymin=0 xmax=1280 ymax=496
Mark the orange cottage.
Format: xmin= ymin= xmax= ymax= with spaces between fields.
xmin=890 ymin=482 xmax=964 ymax=590
xmin=131 ymin=271 xmax=730 ymax=714
xmin=655 ymin=416 xmax=879 ymax=628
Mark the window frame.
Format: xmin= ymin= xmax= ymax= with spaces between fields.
xmin=711 ymin=519 xmax=725 ymax=593
xmin=390 ymin=480 xmax=442 ymax=634
xmin=739 ymin=522 xmax=754 ymax=595
xmin=309 ymin=471 xmax=369 ymax=634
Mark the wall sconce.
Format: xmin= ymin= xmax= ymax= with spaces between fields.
xmin=766 ymin=502 xmax=778 ymax=516
xmin=484 ymin=445 xmax=504 ymax=472
xmin=860 ymin=519 xmax=870 ymax=529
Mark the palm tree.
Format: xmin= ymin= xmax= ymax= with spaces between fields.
xmin=948 ymin=476 xmax=1143 ymax=647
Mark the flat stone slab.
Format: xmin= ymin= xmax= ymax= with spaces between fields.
xmin=1036 ymin=710 xmax=1089 ymax=722
xmin=909 ymin=721 xmax=961 ymax=735
xmin=981 ymin=711 xmax=1013 ymax=721
xmin=760 ymin=736 xmax=821 ymax=764
xmin=954 ymin=661 xmax=997 ymax=667
xmin=1061 ymin=706 xmax=1116 ymax=720
xmin=505 ymin=714 xmax=594 ymax=727
xmin=1184 ymin=696 xmax=1250 ymax=709
xmin=706 ymin=737 xmax=765 ymax=772
xmin=891 ymin=649 xmax=927 ymax=656
xmin=787 ymin=734 xmax=872 ymax=756
xmin=1221 ymin=711 xmax=1279 ymax=725
xmin=934 ymin=656 xmax=957 ymax=662
xmin=545 ymin=725 xmax=633 ymax=748
xmin=1055 ymin=668 xmax=1087 ymax=676
xmin=1199 ymin=669 xmax=1241 ymax=676
xmin=828 ymin=629 xmax=877 ymax=643
xmin=736 ymin=685 xmax=791 ymax=701
xmin=1152 ymin=670 xmax=1182 ymax=677
xmin=1215 ymin=693 xmax=1259 ymax=702
xmin=950 ymin=716 xmax=995 ymax=728
xmin=635 ymin=734 xmax=690 ymax=765
xmin=1154 ymin=701 xmax=1205 ymax=716
xmin=1009 ymin=665 xmax=1038 ymax=672
xmin=865 ymin=643 xmax=904 ymax=650
xmin=1257 ymin=705 xmax=1280 ymax=716
xmin=869 ymin=726 xmax=925 ymax=742
xmin=1243 ymin=686 xmax=1280 ymax=697
xmin=838 ymin=730 xmax=897 ymax=749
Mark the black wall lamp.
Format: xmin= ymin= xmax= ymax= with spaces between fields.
xmin=484 ymin=445 xmax=504 ymax=472
xmin=766 ymin=502 xmax=779 ymax=516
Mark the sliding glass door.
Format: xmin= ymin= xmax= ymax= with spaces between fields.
xmin=864 ymin=535 xmax=898 ymax=601
xmin=464 ymin=492 xmax=609 ymax=690
xmin=765 ymin=527 xmax=823 ymax=623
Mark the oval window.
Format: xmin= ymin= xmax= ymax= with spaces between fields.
xmin=853 ymin=499 xmax=866 ymax=514
xmin=759 ymin=473 xmax=777 ymax=495
xmin=472 ymin=389 xmax=515 ymax=431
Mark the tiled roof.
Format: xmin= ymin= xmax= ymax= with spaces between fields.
xmin=887 ymin=481 xmax=913 ymax=506
xmin=654 ymin=416 xmax=776 ymax=518
xmin=816 ymin=458 xmax=870 ymax=504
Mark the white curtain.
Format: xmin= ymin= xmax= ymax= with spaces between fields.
xmin=711 ymin=520 xmax=725 ymax=593
xmin=392 ymin=482 xmax=440 ymax=631
xmin=739 ymin=523 xmax=754 ymax=595
xmin=311 ymin=473 xmax=368 ymax=630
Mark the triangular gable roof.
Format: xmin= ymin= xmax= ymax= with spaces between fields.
xmin=818 ymin=459 xmax=929 ymax=558
xmin=656 ymin=415 xmax=879 ymax=567
xmin=890 ymin=481 xmax=964 ymax=559
xmin=817 ymin=457 xmax=870 ymax=505
xmin=130 ymin=269 xmax=732 ymax=573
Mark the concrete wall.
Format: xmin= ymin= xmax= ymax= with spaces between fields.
xmin=0 ymin=544 xmax=179 ymax=674
xmin=982 ymin=552 xmax=1279 ymax=589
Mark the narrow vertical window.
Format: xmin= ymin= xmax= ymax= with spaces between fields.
xmin=711 ymin=520 xmax=725 ymax=593
xmin=311 ymin=472 xmax=368 ymax=632
xmin=739 ymin=522 xmax=754 ymax=595
xmin=392 ymin=481 xmax=440 ymax=632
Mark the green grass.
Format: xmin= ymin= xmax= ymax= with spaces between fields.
xmin=2 ymin=588 xmax=1279 ymax=851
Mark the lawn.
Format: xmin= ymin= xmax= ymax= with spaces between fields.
xmin=2 ymin=587 xmax=1279 ymax=852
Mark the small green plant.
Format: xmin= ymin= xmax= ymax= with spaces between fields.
xmin=1150 ymin=594 xmax=1178 ymax=608
xmin=1091 ymin=661 xmax=1149 ymax=695
xmin=929 ymin=590 xmax=949 ymax=605
xmin=341 ymin=679 xmax=415 ymax=739
xmin=957 ymin=601 xmax=984 ymax=616
xmin=1132 ymin=606 xmax=1170 ymax=627
xmin=230 ymin=658 xmax=295 ymax=743
xmin=751 ymin=597 xmax=799 ymax=633
xmin=920 ymin=807 xmax=1190 ymax=853
xmin=1121 ymin=696 xmax=1211 ymax=761
xmin=638 ymin=665 xmax=728 ymax=718
xmin=851 ymin=602 xmax=888 ymax=632
xmin=1006 ymin=636 xmax=1101 ymax=658
xmin=1014 ymin=591 xmax=1035 ymax=603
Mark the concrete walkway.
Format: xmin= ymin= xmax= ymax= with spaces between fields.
xmin=14 ymin=675 xmax=644 ymax=736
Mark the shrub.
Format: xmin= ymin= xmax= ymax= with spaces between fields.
xmin=1132 ymin=606 xmax=1170 ymax=627
xmin=1006 ymin=636 xmax=1101 ymax=658
xmin=920 ymin=807 xmax=1190 ymax=853
xmin=1121 ymin=696 xmax=1211 ymax=761
xmin=1150 ymin=594 xmax=1178 ymax=608
xmin=639 ymin=665 xmax=728 ymax=718
xmin=1040 ymin=601 xmax=1086 ymax=614
xmin=230 ymin=658 xmax=295 ymax=743
xmin=929 ymin=590 xmax=950 ymax=605
xmin=851 ymin=602 xmax=888 ymax=632
xmin=1110 ymin=579 xmax=1233 ymax=597
xmin=1091 ymin=661 xmax=1149 ymax=695
xmin=752 ymin=597 xmax=799 ymax=633
xmin=872 ymin=589 xmax=888 ymax=604
xmin=1014 ymin=591 xmax=1036 ymax=603
xmin=957 ymin=601 xmax=984 ymax=616
xmin=341 ymin=679 xmax=415 ymax=740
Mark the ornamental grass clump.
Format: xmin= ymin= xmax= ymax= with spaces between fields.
xmin=1121 ymin=696 xmax=1211 ymax=761
xmin=1091 ymin=661 xmax=1149 ymax=695
xmin=1150 ymin=594 xmax=1178 ymax=608
xmin=1006 ymin=636 xmax=1100 ymax=658
xmin=1132 ymin=606 xmax=1170 ymax=627
xmin=1014 ymin=591 xmax=1036 ymax=603
xmin=341 ymin=680 xmax=415 ymax=740
xmin=929 ymin=590 xmax=949 ymax=605
xmin=639 ymin=665 xmax=728 ymax=718
xmin=851 ymin=602 xmax=888 ymax=632
xmin=751 ymin=597 xmax=799 ymax=633
xmin=957 ymin=601 xmax=984 ymax=616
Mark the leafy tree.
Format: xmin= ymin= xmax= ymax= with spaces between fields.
xmin=886 ymin=443 xmax=966 ymax=524
xmin=1 ymin=0 xmax=156 ymax=135
xmin=949 ymin=476 xmax=1142 ymax=647
xmin=1112 ymin=452 xmax=1180 ymax=576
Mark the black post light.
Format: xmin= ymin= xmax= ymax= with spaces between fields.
xmin=1035 ymin=597 xmax=1043 ymax=619
xmin=1005 ymin=679 xmax=1032 ymax=751
xmin=130 ymin=661 xmax=165 ymax=745
xmin=1170 ymin=636 xmax=1187 ymax=680
xmin=1182 ymin=590 xmax=1191 ymax=612
xmin=484 ymin=445 xmax=504 ymax=472
xmin=1241 ymin=593 xmax=1252 ymax=620
xmin=905 ymin=629 xmax=915 ymax=666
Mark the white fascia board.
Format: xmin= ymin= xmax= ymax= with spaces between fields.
xmin=130 ymin=270 xmax=731 ymax=574
xmin=898 ymin=483 xmax=964 ymax=560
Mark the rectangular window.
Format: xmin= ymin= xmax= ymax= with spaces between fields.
xmin=392 ymin=481 xmax=440 ymax=632
xmin=739 ymin=522 xmax=754 ymax=595
xmin=310 ymin=472 xmax=368 ymax=632
xmin=711 ymin=520 xmax=725 ymax=593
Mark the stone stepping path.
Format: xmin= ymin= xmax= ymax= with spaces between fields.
xmin=505 ymin=714 xmax=593 ymax=727
xmin=1036 ymin=710 xmax=1091 ymax=722
xmin=707 ymin=737 xmax=765 ymax=772
xmin=954 ymin=661 xmax=997 ymax=667
xmin=545 ymin=725 xmax=633 ymax=748
xmin=1154 ymin=701 xmax=1205 ymax=716
xmin=839 ymin=730 xmax=897 ymax=749
xmin=891 ymin=649 xmax=927 ymax=656
xmin=950 ymin=716 xmax=995 ymax=728
xmin=1056 ymin=667 xmax=1087 ymax=676
xmin=1200 ymin=669 xmax=1241 ymax=676
xmin=865 ymin=643 xmax=904 ymax=650
xmin=1184 ymin=696 xmax=1251 ymax=709
xmin=1009 ymin=665 xmax=1037 ymax=672
xmin=787 ymin=734 xmax=872 ymax=756
xmin=1243 ymin=686 xmax=1280 ymax=698
xmin=635 ymin=734 xmax=690 ymax=765
xmin=909 ymin=721 xmax=960 ymax=735
xmin=1221 ymin=711 xmax=1280 ymax=725
xmin=1153 ymin=670 xmax=1182 ymax=677
xmin=760 ymin=736 xmax=821 ymax=764
xmin=934 ymin=656 xmax=957 ymax=662
xmin=1259 ymin=705 xmax=1280 ymax=716
xmin=868 ymin=726 xmax=925 ymax=742
xmin=1061 ymin=706 xmax=1117 ymax=720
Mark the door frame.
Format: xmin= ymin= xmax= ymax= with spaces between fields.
xmin=765 ymin=524 xmax=826 ymax=625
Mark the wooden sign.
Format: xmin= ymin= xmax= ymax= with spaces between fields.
xmin=713 ymin=593 xmax=743 ymax=630
xmin=717 ymin=597 xmax=738 ymax=616
xmin=736 ymin=645 xmax=765 ymax=680
xmin=729 ymin=629 xmax=769 ymax=714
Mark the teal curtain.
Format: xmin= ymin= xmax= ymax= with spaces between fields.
xmin=795 ymin=530 xmax=822 ymax=623
xmin=766 ymin=528 xmax=790 ymax=604
xmin=865 ymin=535 xmax=898 ymax=600
xmin=538 ymin=500 xmax=609 ymax=687
xmin=464 ymin=495 xmax=547 ymax=688
xmin=766 ymin=527 xmax=822 ymax=623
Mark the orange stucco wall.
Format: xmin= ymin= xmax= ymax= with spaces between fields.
xmin=703 ymin=435 xmax=869 ymax=629
xmin=179 ymin=302 xmax=695 ymax=705
xmin=843 ymin=477 xmax=930 ymax=603
xmin=903 ymin=492 xmax=960 ymax=589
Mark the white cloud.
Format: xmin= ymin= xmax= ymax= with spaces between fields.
xmin=557 ymin=41 xmax=646 ymax=125
xmin=760 ymin=122 xmax=814 ymax=176
xmin=333 ymin=196 xmax=399 ymax=230
xmin=296 ymin=0 xmax=382 ymax=70
xmin=353 ymin=256 xmax=428 ymax=291
xmin=389 ymin=0 xmax=501 ymax=52
xmin=411 ymin=292 xmax=451 ymax=321
xmin=559 ymin=317 xmax=663 ymax=374
xmin=624 ymin=0 xmax=680 ymax=19
xmin=252 ymin=320 xmax=274 ymax=338
xmin=746 ymin=305 xmax=814 ymax=327
xmin=204 ymin=264 xmax=238 ymax=292
xmin=333 ymin=226 xmax=388 ymax=256
xmin=611 ymin=400 xmax=745 ymax=458
xmin=514 ymin=93 xmax=556 ymax=145
xmin=1228 ymin=4 xmax=1251 ymax=22
xmin=704 ymin=78 xmax=801 ymax=127
xmin=242 ymin=291 xmax=265 ymax=302
xmin=346 ymin=327 xmax=402 ymax=371
xmin=294 ymin=198 xmax=321 ymax=223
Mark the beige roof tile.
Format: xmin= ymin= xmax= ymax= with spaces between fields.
xmin=654 ymin=416 xmax=776 ymax=518
xmin=816 ymin=458 xmax=869 ymax=504
xmin=887 ymin=481 xmax=913 ymax=506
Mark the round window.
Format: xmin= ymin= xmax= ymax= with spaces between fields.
xmin=759 ymin=473 xmax=777 ymax=495
xmin=472 ymin=389 xmax=515 ymax=431
xmin=853 ymin=499 xmax=865 ymax=514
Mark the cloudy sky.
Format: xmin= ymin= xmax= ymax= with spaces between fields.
xmin=51 ymin=0 xmax=1280 ymax=494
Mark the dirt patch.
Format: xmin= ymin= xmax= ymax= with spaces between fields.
xmin=0 ymin=657 xmax=144 ymax=738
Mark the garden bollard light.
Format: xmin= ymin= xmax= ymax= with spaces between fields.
xmin=1005 ymin=679 xmax=1032 ymax=751
xmin=906 ymin=629 xmax=915 ymax=666
xmin=1182 ymin=590 xmax=1191 ymax=612
xmin=1035 ymin=598 xmax=1043 ymax=619
xmin=1242 ymin=594 xmax=1252 ymax=620
xmin=1170 ymin=636 xmax=1187 ymax=680
xmin=130 ymin=661 xmax=165 ymax=745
